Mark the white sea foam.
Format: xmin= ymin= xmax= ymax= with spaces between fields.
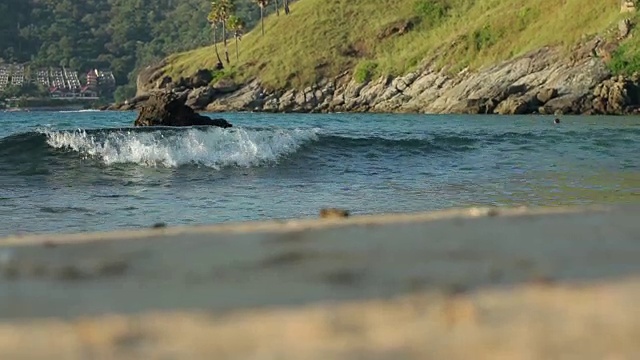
xmin=42 ymin=127 xmax=320 ymax=168
xmin=58 ymin=109 xmax=102 ymax=113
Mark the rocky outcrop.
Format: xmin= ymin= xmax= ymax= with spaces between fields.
xmin=134 ymin=91 xmax=232 ymax=128
xmin=619 ymin=19 xmax=633 ymax=39
xmin=189 ymin=38 xmax=630 ymax=114
xmin=377 ymin=18 xmax=418 ymax=39
xmin=185 ymin=86 xmax=217 ymax=110
xmin=590 ymin=75 xmax=640 ymax=114
xmin=206 ymin=80 xmax=266 ymax=112
xmin=621 ymin=0 xmax=637 ymax=13
xmin=124 ymin=32 xmax=640 ymax=116
xmin=136 ymin=61 xmax=170 ymax=96
xmin=105 ymin=93 xmax=150 ymax=111
xmin=195 ymin=43 xmax=615 ymax=115
xmin=136 ymin=67 xmax=217 ymax=96
xmin=189 ymin=69 xmax=213 ymax=88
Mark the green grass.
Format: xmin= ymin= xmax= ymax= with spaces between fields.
xmin=608 ymin=12 xmax=640 ymax=75
xmin=164 ymin=0 xmax=623 ymax=89
xmin=353 ymin=60 xmax=378 ymax=83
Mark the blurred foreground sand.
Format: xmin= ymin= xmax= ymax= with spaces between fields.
xmin=1 ymin=205 xmax=639 ymax=359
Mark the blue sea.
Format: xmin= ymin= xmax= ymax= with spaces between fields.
xmin=0 ymin=111 xmax=639 ymax=236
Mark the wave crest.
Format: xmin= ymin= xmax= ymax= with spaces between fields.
xmin=42 ymin=127 xmax=320 ymax=168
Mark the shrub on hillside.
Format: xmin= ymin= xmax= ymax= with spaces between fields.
xmin=354 ymin=61 xmax=378 ymax=83
xmin=470 ymin=25 xmax=498 ymax=51
xmin=608 ymin=43 xmax=640 ymax=75
xmin=414 ymin=0 xmax=449 ymax=25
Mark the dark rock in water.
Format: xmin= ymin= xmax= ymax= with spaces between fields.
xmin=134 ymin=91 xmax=232 ymax=128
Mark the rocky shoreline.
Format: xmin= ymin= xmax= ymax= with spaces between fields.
xmin=110 ymin=27 xmax=640 ymax=116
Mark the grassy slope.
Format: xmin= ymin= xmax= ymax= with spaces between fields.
xmin=164 ymin=0 xmax=624 ymax=90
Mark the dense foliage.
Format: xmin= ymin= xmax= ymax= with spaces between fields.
xmin=0 ymin=0 xmax=264 ymax=99
xmin=0 ymin=84 xmax=49 ymax=100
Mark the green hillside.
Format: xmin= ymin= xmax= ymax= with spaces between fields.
xmin=165 ymin=0 xmax=631 ymax=90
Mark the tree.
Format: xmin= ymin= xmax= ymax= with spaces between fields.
xmin=254 ymin=0 xmax=270 ymax=35
xmin=211 ymin=0 xmax=234 ymax=64
xmin=227 ymin=15 xmax=245 ymax=61
xmin=207 ymin=8 xmax=224 ymax=68
xmin=274 ymin=0 xmax=279 ymax=16
xmin=284 ymin=0 xmax=290 ymax=14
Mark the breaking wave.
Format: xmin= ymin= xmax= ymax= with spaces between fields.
xmin=38 ymin=126 xmax=321 ymax=168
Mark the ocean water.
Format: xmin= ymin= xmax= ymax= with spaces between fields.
xmin=0 ymin=111 xmax=639 ymax=236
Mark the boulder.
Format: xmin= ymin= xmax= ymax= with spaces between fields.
xmin=136 ymin=60 xmax=168 ymax=96
xmin=134 ymin=91 xmax=232 ymax=128
xmin=158 ymin=76 xmax=173 ymax=89
xmin=448 ymin=98 xmax=497 ymax=114
xmin=592 ymin=96 xmax=608 ymax=114
xmin=607 ymin=82 xmax=630 ymax=113
xmin=540 ymin=95 xmax=583 ymax=115
xmin=130 ymin=94 xmax=151 ymax=104
xmin=212 ymin=79 xmax=240 ymax=93
xmin=536 ymin=88 xmax=557 ymax=104
xmin=185 ymin=87 xmax=217 ymax=110
xmin=190 ymin=69 xmax=214 ymax=88
xmin=590 ymin=76 xmax=640 ymax=114
xmin=621 ymin=0 xmax=636 ymax=13
xmin=119 ymin=103 xmax=136 ymax=111
xmin=619 ymin=18 xmax=633 ymax=39
xmin=107 ymin=93 xmax=153 ymax=111
xmin=494 ymin=96 xmax=534 ymax=115
xmin=173 ymin=77 xmax=189 ymax=89
xmin=205 ymin=80 xmax=265 ymax=112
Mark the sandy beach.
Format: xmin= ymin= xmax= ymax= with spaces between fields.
xmin=1 ymin=205 xmax=640 ymax=359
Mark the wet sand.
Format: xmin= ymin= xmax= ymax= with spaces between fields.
xmin=1 ymin=205 xmax=640 ymax=359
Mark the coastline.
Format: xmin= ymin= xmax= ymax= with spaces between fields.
xmin=2 ymin=205 xmax=640 ymax=358
xmin=119 ymin=38 xmax=640 ymax=116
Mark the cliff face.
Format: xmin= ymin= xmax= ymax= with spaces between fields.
xmin=129 ymin=27 xmax=640 ymax=115
xmin=202 ymin=45 xmax=611 ymax=115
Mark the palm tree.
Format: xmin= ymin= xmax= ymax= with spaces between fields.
xmin=227 ymin=15 xmax=245 ymax=61
xmin=207 ymin=9 xmax=223 ymax=68
xmin=254 ymin=0 xmax=270 ymax=35
xmin=211 ymin=0 xmax=234 ymax=64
